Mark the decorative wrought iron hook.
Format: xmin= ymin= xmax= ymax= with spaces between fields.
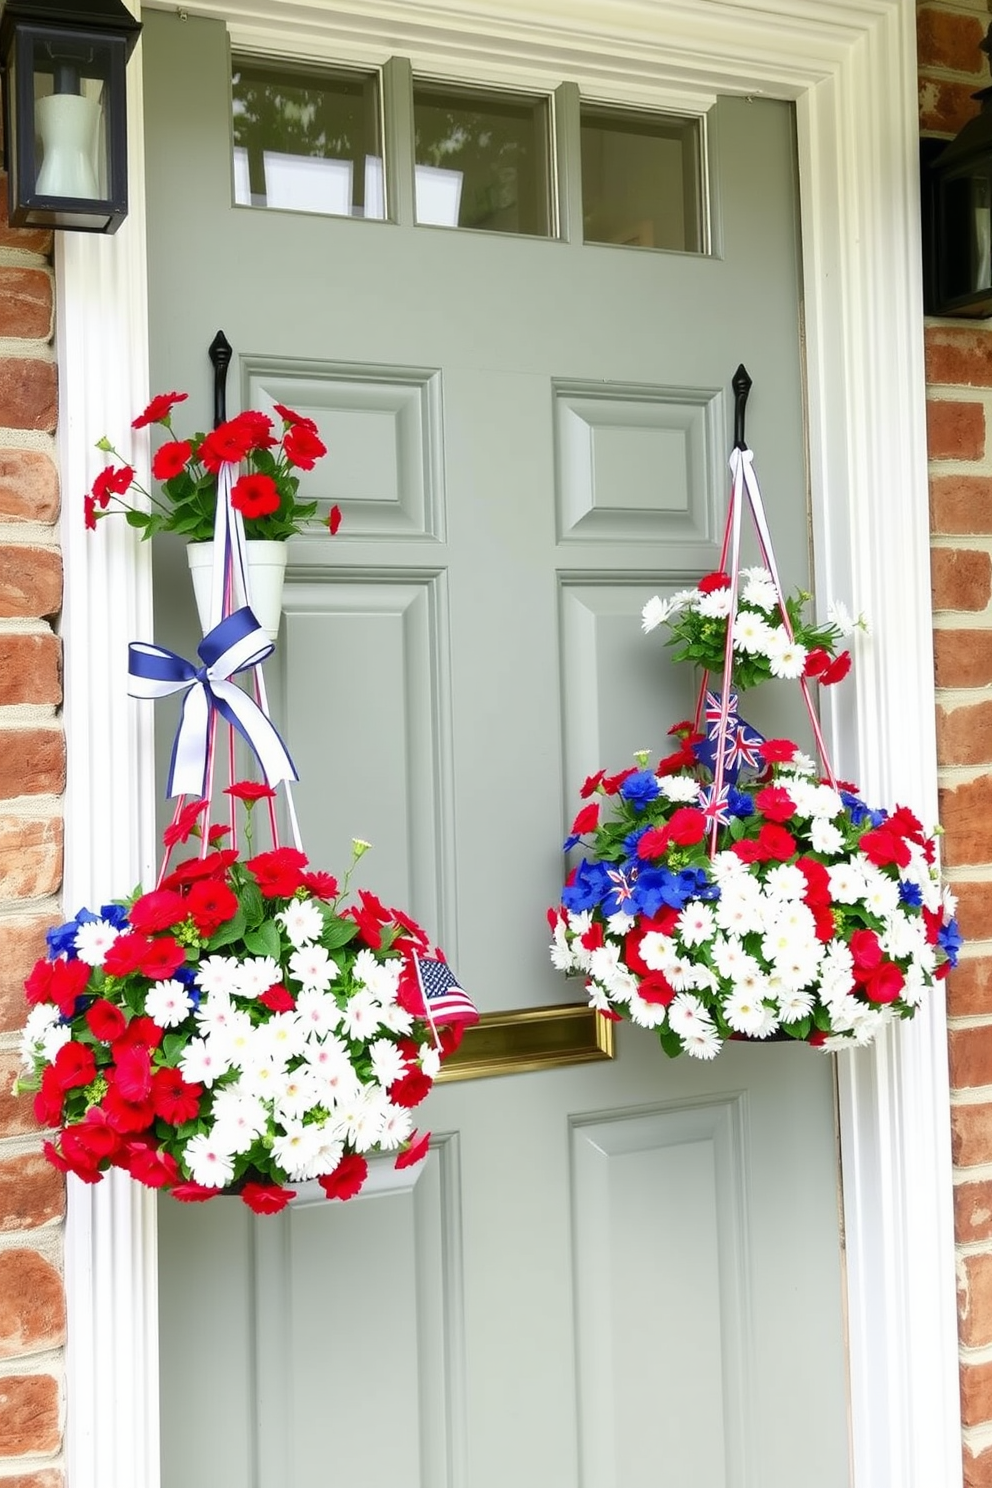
xmin=208 ymin=330 xmax=233 ymax=429
xmin=732 ymin=363 xmax=752 ymax=451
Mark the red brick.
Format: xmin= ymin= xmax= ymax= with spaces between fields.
xmin=926 ymin=328 xmax=992 ymax=388
xmin=965 ymin=1440 xmax=992 ymax=1488
xmin=0 ymin=269 xmax=51 ymax=343
xmin=0 ymin=916 xmax=56 ymax=1034
xmin=949 ymin=1023 xmax=992 ymax=1089
xmin=0 ymin=361 xmax=55 ymax=433
xmin=937 ymin=700 xmax=992 ymax=766
xmin=927 ymin=399 xmax=985 ymax=460
xmin=959 ymin=1249 xmax=992 ymax=1347
xmin=951 ymin=880 xmax=992 ymax=941
xmin=0 ymin=548 xmax=61 ymax=619
xmin=941 ymin=777 xmax=992 ymax=866
xmin=0 ymin=1051 xmax=43 ymax=1139
xmin=0 ymin=633 xmax=60 ymax=706
xmin=0 ymin=1250 xmax=64 ymax=1359
xmin=935 ymin=629 xmax=992 ymax=687
xmin=918 ymin=8 xmax=987 ymax=74
xmin=956 ymin=1179 xmax=992 ymax=1244
xmin=0 ymin=1474 xmax=64 ymax=1488
xmin=921 ymin=76 xmax=983 ymax=136
xmin=962 ymin=1356 xmax=992 ymax=1429
xmin=0 ymin=1373 xmax=59 ymax=1456
xmin=948 ymin=957 xmax=992 ymax=1018
xmin=0 ymin=174 xmax=52 ymax=257
xmin=0 ymin=1152 xmax=63 ymax=1231
xmin=0 ymin=730 xmax=65 ymax=800
xmin=0 ymin=451 xmax=59 ymax=524
xmin=931 ymin=474 xmax=992 ymax=533
xmin=951 ymin=1102 xmax=992 ymax=1165
xmin=932 ymin=547 xmax=992 ymax=612
xmin=0 ymin=815 xmax=62 ymax=901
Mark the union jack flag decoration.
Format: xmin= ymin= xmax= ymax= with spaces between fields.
xmin=415 ymin=955 xmax=479 ymax=1028
xmin=695 ymin=690 xmax=764 ymax=784
xmin=697 ymin=783 xmax=733 ymax=825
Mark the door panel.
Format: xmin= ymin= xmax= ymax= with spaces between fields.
xmin=144 ymin=10 xmax=848 ymax=1486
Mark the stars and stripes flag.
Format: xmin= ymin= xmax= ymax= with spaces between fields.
xmin=415 ymin=955 xmax=479 ymax=1028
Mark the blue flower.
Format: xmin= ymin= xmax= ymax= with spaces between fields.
xmin=898 ymin=881 xmax=923 ymax=908
xmin=45 ymin=919 xmax=80 ymax=959
xmin=98 ymin=903 xmax=129 ymax=929
xmin=561 ymin=859 xmax=612 ymax=913
xmin=602 ymin=861 xmax=640 ymax=917
xmin=728 ymin=788 xmax=754 ymax=818
xmin=939 ymin=918 xmax=962 ymax=968
xmin=619 ymin=771 xmax=661 ymax=811
xmin=623 ymin=826 xmax=650 ymax=857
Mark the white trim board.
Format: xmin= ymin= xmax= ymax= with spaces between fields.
xmin=60 ymin=2 xmax=960 ymax=1486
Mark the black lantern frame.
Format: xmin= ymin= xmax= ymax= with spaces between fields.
xmin=922 ymin=24 xmax=992 ymax=318
xmin=0 ymin=0 xmax=141 ymax=234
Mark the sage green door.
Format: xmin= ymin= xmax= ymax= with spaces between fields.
xmin=144 ymin=11 xmax=849 ymax=1487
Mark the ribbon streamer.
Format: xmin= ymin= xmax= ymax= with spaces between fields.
xmin=128 ymin=606 xmax=298 ymax=797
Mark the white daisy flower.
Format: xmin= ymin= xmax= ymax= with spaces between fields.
xmin=344 ymin=1088 xmax=390 ymax=1152
xmin=305 ymin=1041 xmax=362 ymax=1106
xmin=20 ymin=1003 xmax=61 ymax=1063
xmin=369 ymin=1037 xmax=406 ymax=1090
xmin=275 ymin=1068 xmax=324 ymax=1124
xmin=828 ymin=861 xmax=868 ymax=904
xmin=810 ymin=819 xmax=844 ymax=855
xmin=711 ymin=935 xmax=759 ymax=983
xmin=238 ymin=1054 xmax=288 ymax=1099
xmin=676 ymin=902 xmax=717 ymax=948
xmin=40 ymin=1022 xmax=72 ymax=1062
xmin=74 ymin=918 xmax=122 ymax=967
xmin=764 ymin=629 xmax=808 ymax=679
xmin=378 ymin=1104 xmax=414 ymax=1150
xmin=352 ymin=949 xmax=402 ymax=1002
xmin=341 ymin=990 xmax=383 ymax=1041
xmin=659 ymin=775 xmax=702 ymax=803
xmin=763 ymin=864 xmax=807 ymax=902
xmin=778 ymin=988 xmax=816 ymax=1023
xmin=724 ymin=987 xmax=770 ymax=1035
xmin=638 ymin=930 xmax=677 ymax=972
xmin=194 ymin=993 xmax=238 ymax=1040
xmin=681 ymin=1025 xmax=723 ymax=1059
xmin=697 ymin=588 xmax=733 ymax=619
xmin=376 ymin=1002 xmax=414 ymax=1035
xmin=195 ymin=955 xmax=242 ymax=997
xmin=210 ymin=1090 xmax=267 ymax=1152
xmin=827 ymin=599 xmax=869 ymax=636
xmin=668 ymin=991 xmax=714 ymax=1037
xmin=234 ymin=956 xmax=282 ymax=998
xmin=255 ymin=1011 xmax=307 ymax=1064
xmin=272 ymin=1122 xmax=324 ymax=1180
xmin=641 ymin=594 xmax=681 ymax=632
xmin=419 ymin=1043 xmax=441 ymax=1079
xmin=627 ymin=992 xmax=668 ymax=1028
xmin=740 ymin=573 xmax=778 ymax=612
xmin=862 ymin=870 xmax=900 ymax=918
xmin=606 ymin=910 xmax=636 ymax=937
xmin=296 ymin=988 xmax=342 ymax=1038
xmin=310 ymin=1133 xmax=345 ymax=1178
xmin=276 ymin=898 xmax=324 ymax=949
xmin=183 ymin=1131 xmax=235 ymax=1189
xmin=144 ymin=977 xmax=194 ymax=1029
xmin=179 ymin=1035 xmax=230 ymax=1087
xmin=288 ymin=945 xmax=339 ymax=993
xmin=733 ymin=610 xmax=775 ymax=653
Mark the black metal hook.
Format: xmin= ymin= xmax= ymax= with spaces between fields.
xmin=208 ymin=329 xmax=233 ymax=429
xmin=732 ymin=363 xmax=752 ymax=450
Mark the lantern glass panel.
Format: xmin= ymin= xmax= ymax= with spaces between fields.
xmin=940 ymin=165 xmax=992 ymax=306
xmin=27 ymin=29 xmax=112 ymax=202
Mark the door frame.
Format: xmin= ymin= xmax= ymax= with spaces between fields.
xmin=57 ymin=2 xmax=960 ymax=1485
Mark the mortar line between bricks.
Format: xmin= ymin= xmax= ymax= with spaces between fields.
xmin=950 ymin=1085 xmax=992 ymax=1104
xmin=0 ymin=339 xmax=53 ymax=363
xmin=0 ymin=1230 xmax=64 ymax=1265
xmin=0 ymin=1347 xmax=64 ymax=1378
xmin=948 ymin=1013 xmax=992 ymax=1029
xmin=954 ymin=1161 xmax=992 ymax=1182
xmin=955 ymin=1235 xmax=992 ymax=1258
xmin=0 ymin=247 xmax=53 ymax=270
xmin=961 ymin=1340 xmax=992 ymax=1369
xmin=963 ymin=1423 xmax=992 ymax=1457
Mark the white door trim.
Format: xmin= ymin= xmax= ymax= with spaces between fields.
xmin=59 ymin=2 xmax=959 ymax=1485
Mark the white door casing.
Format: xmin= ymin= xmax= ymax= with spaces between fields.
xmin=57 ymin=3 xmax=958 ymax=1488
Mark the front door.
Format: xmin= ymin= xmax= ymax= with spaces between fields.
xmin=143 ymin=12 xmax=849 ymax=1486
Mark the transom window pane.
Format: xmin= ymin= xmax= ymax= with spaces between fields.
xmin=412 ymin=81 xmax=552 ymax=236
xmin=231 ymin=58 xmax=384 ymax=219
xmin=580 ymin=105 xmax=703 ymax=251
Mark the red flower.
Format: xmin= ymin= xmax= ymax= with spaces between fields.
xmin=389 ymin=1069 xmax=433 ymax=1108
xmin=860 ymin=827 xmax=911 ymax=870
xmin=283 ymin=422 xmax=327 ymax=470
xmin=52 ymin=1040 xmax=97 ymax=1092
xmin=84 ymin=494 xmax=97 ymax=530
xmin=45 ymin=1138 xmax=100 ymax=1184
xmin=258 ymin=984 xmax=296 ymax=1012
xmin=637 ymin=827 xmax=669 ymax=861
xmin=395 ymin=1130 xmax=431 ymax=1170
xmin=755 ymin=823 xmax=796 ymax=861
xmin=319 ymin=1153 xmax=368 ymax=1201
xmin=123 ymin=1140 xmax=179 ymax=1189
xmin=115 ymin=1044 xmax=153 ymax=1102
xmin=327 ymin=504 xmax=342 ymax=535
xmin=135 ymin=937 xmax=186 ymax=981
xmin=102 ymin=932 xmax=154 ymax=978
xmin=62 ymin=1117 xmax=119 ymax=1169
xmin=91 ymin=464 xmax=134 ymax=506
xmin=162 ymin=799 xmax=209 ymax=847
xmin=232 ymin=410 xmax=277 ymax=449
xmin=731 ymin=839 xmax=763 ymax=864
xmin=151 ymin=439 xmax=192 ymax=481
xmin=102 ymin=1081 xmax=157 ymax=1134
xmin=198 ymin=418 xmax=266 ymax=472
xmin=580 ymin=770 xmax=605 ymax=799
xmin=803 ymin=647 xmax=831 ymax=679
xmin=580 ymin=921 xmax=604 ymax=953
xmin=759 ymin=738 xmax=798 ymax=763
xmin=346 ymin=889 xmax=392 ymax=949
xmin=152 ymin=1066 xmax=202 ymax=1124
xmin=159 ymin=849 xmax=239 ymax=890
xmin=812 ymin=907 xmax=836 ymax=942
xmin=186 ymin=879 xmax=239 ymax=937
xmin=849 ymin=928 xmax=883 ymax=975
xmin=601 ymin=767 xmax=636 ymax=795
xmin=34 ymin=1066 xmax=64 ymax=1127
xmin=396 ymin=963 xmax=427 ymax=1017
xmin=865 ymin=961 xmax=905 ymax=1004
xmin=796 ymin=857 xmax=832 ymax=907
xmin=85 ymin=999 xmax=127 ymax=1043
xmin=656 ymin=741 xmax=701 ymax=775
xmin=231 ymin=472 xmax=280 ymax=519
xmin=170 ymin=1181 xmax=223 ymax=1203
xmin=301 ymin=870 xmax=338 ymax=900
xmin=132 ymin=391 xmax=187 ymax=429
xmin=819 ymin=650 xmax=851 ymax=686
xmin=755 ymin=786 xmax=796 ymax=823
xmin=225 ymin=780 xmax=277 ymax=802
xmin=112 ymin=1015 xmax=163 ymax=1053
xmin=246 ymin=847 xmax=309 ymax=898
xmin=570 ymin=803 xmax=599 ymax=836
xmin=25 ymin=956 xmax=89 ymax=1015
xmin=665 ymin=807 xmax=708 ymax=847
xmin=637 ymin=973 xmax=676 ymax=1005
xmin=128 ymin=889 xmax=188 ymax=934
xmin=241 ymin=1181 xmax=295 ymax=1214
xmin=698 ymin=571 xmax=731 ymax=593
xmin=273 ymin=403 xmax=318 ymax=431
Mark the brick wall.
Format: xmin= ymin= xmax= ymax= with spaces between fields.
xmin=920 ymin=2 xmax=992 ymax=1484
xmin=0 ymin=170 xmax=66 ymax=1485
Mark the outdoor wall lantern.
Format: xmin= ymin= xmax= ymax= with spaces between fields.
xmin=922 ymin=23 xmax=992 ymax=317
xmin=0 ymin=0 xmax=141 ymax=234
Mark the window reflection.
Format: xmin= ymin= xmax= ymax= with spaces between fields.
xmin=580 ymin=105 xmax=703 ymax=252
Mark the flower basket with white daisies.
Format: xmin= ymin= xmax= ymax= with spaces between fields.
xmin=548 ymin=439 xmax=960 ymax=1059
xmin=17 ymin=805 xmax=475 ymax=1214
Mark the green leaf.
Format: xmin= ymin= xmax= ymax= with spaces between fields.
xmin=244 ymin=920 xmax=281 ymax=959
xmin=206 ymin=906 xmax=247 ymax=950
xmin=239 ymin=877 xmax=265 ymax=928
xmin=658 ymin=1026 xmax=684 ymax=1059
xmin=321 ymin=915 xmax=359 ymax=951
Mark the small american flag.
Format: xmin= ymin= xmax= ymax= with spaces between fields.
xmin=415 ymin=955 xmax=479 ymax=1028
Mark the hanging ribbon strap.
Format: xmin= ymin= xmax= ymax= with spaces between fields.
xmin=128 ymin=606 xmax=298 ymax=798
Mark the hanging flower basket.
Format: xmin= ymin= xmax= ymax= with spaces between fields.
xmin=17 ymin=812 xmax=475 ymax=1213
xmin=549 ymin=431 xmax=960 ymax=1059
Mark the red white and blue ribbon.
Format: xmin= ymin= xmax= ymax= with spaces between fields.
xmin=127 ymin=606 xmax=298 ymax=798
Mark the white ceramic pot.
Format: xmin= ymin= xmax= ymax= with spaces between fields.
xmin=186 ymin=540 xmax=288 ymax=642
